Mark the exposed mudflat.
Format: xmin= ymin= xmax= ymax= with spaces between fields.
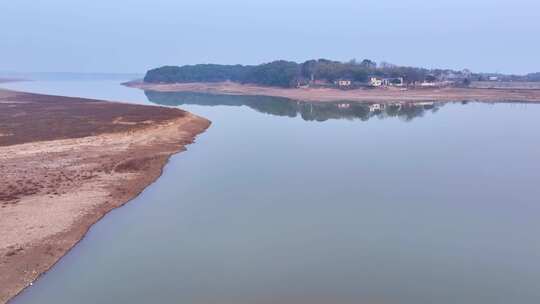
xmin=0 ymin=89 xmax=210 ymax=304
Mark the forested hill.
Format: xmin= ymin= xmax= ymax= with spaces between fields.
xmin=143 ymin=59 xmax=540 ymax=88
xmin=143 ymin=59 xmax=430 ymax=88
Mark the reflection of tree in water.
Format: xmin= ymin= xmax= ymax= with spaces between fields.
xmin=144 ymin=90 xmax=444 ymax=122
xmin=385 ymin=103 xmax=441 ymax=122
xmin=298 ymin=102 xmax=371 ymax=121
xmin=145 ymin=91 xmax=298 ymax=117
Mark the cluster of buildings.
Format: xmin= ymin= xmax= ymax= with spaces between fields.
xmin=330 ymin=77 xmax=405 ymax=89
xmin=367 ymin=77 xmax=404 ymax=87
xmin=297 ymin=69 xmax=483 ymax=90
xmin=332 ymin=75 xmax=454 ymax=89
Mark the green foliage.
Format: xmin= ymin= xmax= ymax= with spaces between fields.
xmin=425 ymin=75 xmax=437 ymax=82
xmin=144 ymin=64 xmax=251 ymax=83
xmin=244 ymin=60 xmax=301 ymax=87
xmin=144 ymin=59 xmax=437 ymax=88
xmin=527 ymin=72 xmax=540 ymax=82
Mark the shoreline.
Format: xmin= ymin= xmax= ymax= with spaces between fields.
xmin=124 ymin=80 xmax=540 ymax=103
xmin=0 ymin=79 xmax=24 ymax=84
xmin=0 ymin=89 xmax=210 ymax=303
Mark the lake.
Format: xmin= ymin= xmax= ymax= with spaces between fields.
xmin=3 ymin=78 xmax=540 ymax=304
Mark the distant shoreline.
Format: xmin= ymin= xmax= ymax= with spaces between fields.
xmin=0 ymin=78 xmax=24 ymax=84
xmin=124 ymin=81 xmax=540 ymax=103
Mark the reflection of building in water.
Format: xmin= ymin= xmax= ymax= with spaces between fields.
xmin=389 ymin=102 xmax=403 ymax=110
xmin=144 ymin=90 xmax=446 ymax=123
xmin=414 ymin=102 xmax=434 ymax=106
xmin=369 ymin=103 xmax=385 ymax=112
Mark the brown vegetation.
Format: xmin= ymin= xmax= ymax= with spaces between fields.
xmin=0 ymin=89 xmax=210 ymax=303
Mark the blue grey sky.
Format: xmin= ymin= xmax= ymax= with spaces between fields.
xmin=1 ymin=0 xmax=539 ymax=74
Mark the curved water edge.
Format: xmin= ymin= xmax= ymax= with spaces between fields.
xmin=7 ymin=150 xmax=191 ymax=303
xmin=0 ymin=82 xmax=210 ymax=304
xmin=5 ymin=79 xmax=540 ymax=304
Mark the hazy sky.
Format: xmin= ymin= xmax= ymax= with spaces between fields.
xmin=2 ymin=0 xmax=539 ymax=74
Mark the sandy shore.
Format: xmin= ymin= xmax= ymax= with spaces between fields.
xmin=125 ymin=81 xmax=540 ymax=103
xmin=0 ymin=89 xmax=210 ymax=303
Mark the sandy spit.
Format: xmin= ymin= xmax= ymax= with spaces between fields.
xmin=0 ymin=89 xmax=210 ymax=303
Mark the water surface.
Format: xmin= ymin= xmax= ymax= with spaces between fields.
xmin=4 ymin=79 xmax=540 ymax=304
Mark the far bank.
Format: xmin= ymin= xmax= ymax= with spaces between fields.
xmin=125 ymin=81 xmax=540 ymax=103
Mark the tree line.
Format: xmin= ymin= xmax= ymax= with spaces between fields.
xmin=144 ymin=59 xmax=540 ymax=88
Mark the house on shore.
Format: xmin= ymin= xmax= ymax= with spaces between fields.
xmin=420 ymin=81 xmax=437 ymax=87
xmin=335 ymin=79 xmax=353 ymax=88
xmin=370 ymin=77 xmax=404 ymax=87
xmin=382 ymin=77 xmax=404 ymax=87
xmin=369 ymin=77 xmax=383 ymax=87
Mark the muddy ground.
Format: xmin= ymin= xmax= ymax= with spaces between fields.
xmin=0 ymin=89 xmax=210 ymax=303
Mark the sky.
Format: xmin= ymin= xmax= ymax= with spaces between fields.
xmin=1 ymin=0 xmax=539 ymax=75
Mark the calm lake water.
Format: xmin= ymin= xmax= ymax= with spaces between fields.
xmin=3 ymin=79 xmax=540 ymax=304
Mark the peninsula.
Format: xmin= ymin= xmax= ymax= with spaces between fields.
xmin=125 ymin=59 xmax=540 ymax=103
xmin=0 ymin=88 xmax=210 ymax=303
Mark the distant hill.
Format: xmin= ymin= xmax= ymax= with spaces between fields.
xmin=144 ymin=59 xmax=427 ymax=88
xmin=144 ymin=59 xmax=539 ymax=89
xmin=144 ymin=61 xmax=303 ymax=88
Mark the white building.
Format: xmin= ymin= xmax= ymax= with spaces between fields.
xmin=336 ymin=79 xmax=352 ymax=87
xmin=369 ymin=77 xmax=383 ymax=87
xmin=420 ymin=82 xmax=437 ymax=87
xmin=383 ymin=77 xmax=404 ymax=87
